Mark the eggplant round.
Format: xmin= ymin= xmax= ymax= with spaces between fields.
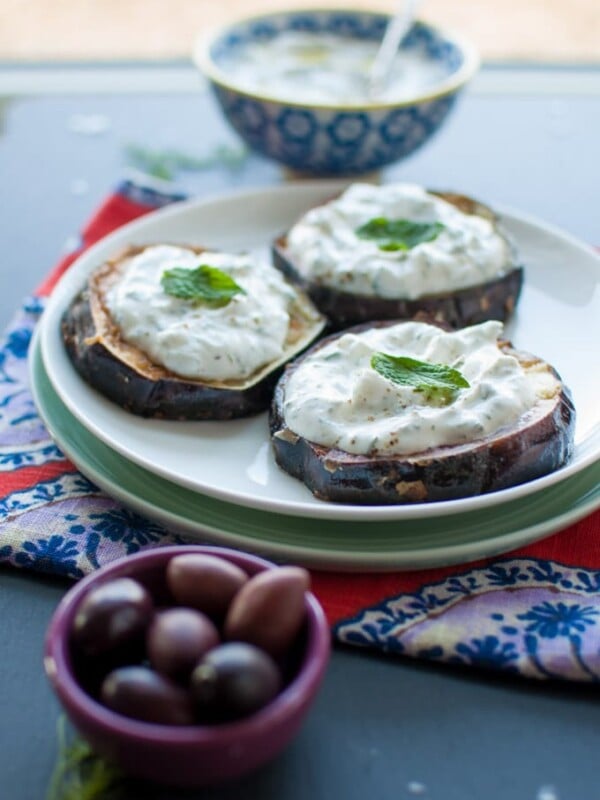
xmin=272 ymin=191 xmax=524 ymax=331
xmin=269 ymin=322 xmax=576 ymax=505
xmin=61 ymin=245 xmax=326 ymax=419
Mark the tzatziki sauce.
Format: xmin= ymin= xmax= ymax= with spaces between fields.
xmin=285 ymin=182 xmax=512 ymax=299
xmin=218 ymin=31 xmax=449 ymax=104
xmin=105 ymin=245 xmax=298 ymax=382
xmin=281 ymin=320 xmax=556 ymax=457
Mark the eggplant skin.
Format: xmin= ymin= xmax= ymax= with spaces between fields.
xmin=62 ymin=288 xmax=283 ymax=419
xmin=271 ymin=252 xmax=523 ymax=332
xmin=61 ymin=246 xmax=325 ymax=420
xmin=272 ymin=191 xmax=524 ymax=331
xmin=269 ymin=324 xmax=576 ymax=505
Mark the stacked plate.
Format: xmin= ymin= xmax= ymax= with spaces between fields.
xmin=31 ymin=182 xmax=600 ymax=571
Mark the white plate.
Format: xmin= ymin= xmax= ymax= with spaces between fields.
xmin=30 ymin=332 xmax=600 ymax=571
xmin=40 ymin=181 xmax=600 ymax=522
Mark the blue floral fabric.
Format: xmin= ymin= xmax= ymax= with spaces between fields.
xmin=335 ymin=559 xmax=600 ymax=681
xmin=0 ymin=300 xmax=183 ymax=580
xmin=1 ymin=181 xmax=599 ymax=683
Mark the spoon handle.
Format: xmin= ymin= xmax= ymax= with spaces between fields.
xmin=368 ymin=0 xmax=422 ymax=98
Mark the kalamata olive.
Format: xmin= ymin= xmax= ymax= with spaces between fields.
xmin=224 ymin=567 xmax=310 ymax=657
xmin=100 ymin=665 xmax=195 ymax=726
xmin=147 ymin=608 xmax=220 ymax=681
xmin=71 ymin=577 xmax=154 ymax=660
xmin=166 ymin=554 xmax=248 ymax=618
xmin=190 ymin=642 xmax=281 ymax=722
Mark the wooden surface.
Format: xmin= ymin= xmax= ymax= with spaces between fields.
xmin=1 ymin=0 xmax=599 ymax=63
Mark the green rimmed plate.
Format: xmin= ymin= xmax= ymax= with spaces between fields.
xmin=38 ymin=181 xmax=600 ymax=522
xmin=30 ymin=332 xmax=600 ymax=571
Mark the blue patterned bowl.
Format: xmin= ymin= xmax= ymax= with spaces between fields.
xmin=195 ymin=9 xmax=478 ymax=175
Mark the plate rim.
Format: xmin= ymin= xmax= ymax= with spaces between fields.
xmin=38 ymin=181 xmax=600 ymax=522
xmin=30 ymin=327 xmax=600 ymax=572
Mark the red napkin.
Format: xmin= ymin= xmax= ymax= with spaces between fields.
xmin=2 ymin=179 xmax=599 ymax=682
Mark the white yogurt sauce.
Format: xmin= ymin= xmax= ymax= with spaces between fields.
xmin=219 ymin=31 xmax=449 ymax=104
xmin=105 ymin=245 xmax=299 ymax=382
xmin=282 ymin=320 xmax=556 ymax=456
xmin=285 ymin=183 xmax=512 ymax=299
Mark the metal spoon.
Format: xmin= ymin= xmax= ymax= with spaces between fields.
xmin=367 ymin=0 xmax=422 ymax=99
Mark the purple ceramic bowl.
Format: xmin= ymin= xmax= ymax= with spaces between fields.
xmin=44 ymin=545 xmax=330 ymax=788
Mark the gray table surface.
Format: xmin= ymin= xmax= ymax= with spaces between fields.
xmin=1 ymin=64 xmax=599 ymax=800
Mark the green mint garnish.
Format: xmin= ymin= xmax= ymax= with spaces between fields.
xmin=161 ymin=265 xmax=245 ymax=308
xmin=124 ymin=143 xmax=249 ymax=181
xmin=47 ymin=715 xmax=124 ymax=800
xmin=355 ymin=218 xmax=445 ymax=252
xmin=371 ymin=352 xmax=470 ymax=405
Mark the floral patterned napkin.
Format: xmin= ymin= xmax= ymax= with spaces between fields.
xmin=2 ymin=179 xmax=599 ymax=682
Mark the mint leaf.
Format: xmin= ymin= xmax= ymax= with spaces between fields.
xmin=124 ymin=142 xmax=249 ymax=180
xmin=371 ymin=352 xmax=470 ymax=405
xmin=47 ymin=716 xmax=124 ymax=800
xmin=161 ymin=265 xmax=245 ymax=308
xmin=355 ymin=218 xmax=445 ymax=252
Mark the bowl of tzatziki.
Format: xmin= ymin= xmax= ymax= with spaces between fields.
xmin=194 ymin=9 xmax=478 ymax=175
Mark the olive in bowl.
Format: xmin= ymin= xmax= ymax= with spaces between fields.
xmin=44 ymin=545 xmax=330 ymax=788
